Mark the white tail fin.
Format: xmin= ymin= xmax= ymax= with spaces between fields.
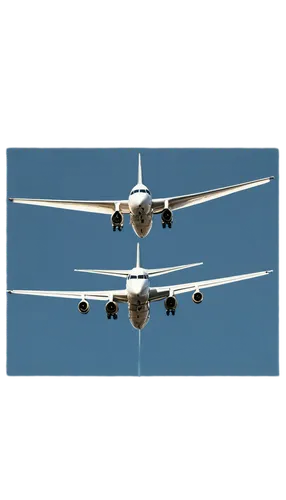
xmin=136 ymin=243 xmax=141 ymax=267
xmin=138 ymin=153 xmax=143 ymax=184
xmin=147 ymin=262 xmax=203 ymax=277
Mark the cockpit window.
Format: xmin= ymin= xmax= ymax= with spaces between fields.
xmin=130 ymin=189 xmax=151 ymax=195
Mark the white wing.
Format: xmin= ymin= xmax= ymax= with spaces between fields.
xmin=149 ymin=270 xmax=272 ymax=301
xmin=7 ymin=289 xmax=128 ymax=302
xmin=152 ymin=176 xmax=274 ymax=213
xmin=9 ymin=198 xmax=130 ymax=215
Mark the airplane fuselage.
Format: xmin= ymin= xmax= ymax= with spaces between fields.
xmin=126 ymin=267 xmax=151 ymax=329
xmin=128 ymin=183 xmax=153 ymax=238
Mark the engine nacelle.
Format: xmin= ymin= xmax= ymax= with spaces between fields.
xmin=161 ymin=208 xmax=173 ymax=225
xmin=164 ymin=295 xmax=178 ymax=311
xmin=78 ymin=299 xmax=90 ymax=314
xmin=192 ymin=291 xmax=203 ymax=304
xmin=105 ymin=301 xmax=119 ymax=316
xmin=111 ymin=211 xmax=124 ymax=229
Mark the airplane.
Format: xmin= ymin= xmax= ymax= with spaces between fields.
xmin=9 ymin=153 xmax=274 ymax=238
xmin=8 ymin=243 xmax=272 ymax=331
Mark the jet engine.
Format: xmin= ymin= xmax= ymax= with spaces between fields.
xmin=105 ymin=300 xmax=119 ymax=319
xmin=164 ymin=295 xmax=178 ymax=316
xmin=192 ymin=291 xmax=203 ymax=304
xmin=78 ymin=299 xmax=90 ymax=314
xmin=161 ymin=208 xmax=173 ymax=228
xmin=111 ymin=211 xmax=124 ymax=231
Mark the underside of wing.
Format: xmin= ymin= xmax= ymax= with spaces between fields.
xmin=9 ymin=198 xmax=130 ymax=215
xmin=149 ymin=270 xmax=272 ymax=301
xmin=152 ymin=176 xmax=274 ymax=213
xmin=7 ymin=289 xmax=128 ymax=302
xmin=74 ymin=269 xmax=130 ymax=278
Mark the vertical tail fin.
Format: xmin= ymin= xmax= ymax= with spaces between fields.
xmin=136 ymin=243 xmax=141 ymax=267
xmin=138 ymin=153 xmax=143 ymax=184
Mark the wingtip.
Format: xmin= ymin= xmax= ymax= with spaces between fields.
xmin=7 ymin=290 xmax=12 ymax=294
xmin=270 ymin=176 xmax=275 ymax=180
xmin=8 ymin=198 xmax=13 ymax=202
xmin=266 ymin=270 xmax=273 ymax=274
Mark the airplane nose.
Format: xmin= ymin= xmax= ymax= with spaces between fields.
xmin=133 ymin=283 xmax=143 ymax=295
xmin=138 ymin=193 xmax=149 ymax=209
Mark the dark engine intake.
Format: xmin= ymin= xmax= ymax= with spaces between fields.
xmin=105 ymin=301 xmax=119 ymax=317
xmin=164 ymin=295 xmax=178 ymax=311
xmin=111 ymin=211 xmax=124 ymax=230
xmin=161 ymin=208 xmax=173 ymax=227
xmin=78 ymin=299 xmax=90 ymax=314
xmin=192 ymin=291 xmax=203 ymax=304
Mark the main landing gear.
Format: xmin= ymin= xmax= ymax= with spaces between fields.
xmin=166 ymin=310 xmax=175 ymax=316
xmin=107 ymin=313 xmax=118 ymax=320
xmin=162 ymin=222 xmax=172 ymax=229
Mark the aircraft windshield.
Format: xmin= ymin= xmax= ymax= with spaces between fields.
xmin=130 ymin=189 xmax=151 ymax=195
xmin=128 ymin=274 xmax=148 ymax=279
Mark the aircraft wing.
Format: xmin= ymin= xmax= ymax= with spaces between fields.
xmin=149 ymin=270 xmax=272 ymax=302
xmin=9 ymin=198 xmax=130 ymax=215
xmin=7 ymin=289 xmax=128 ymax=302
xmin=152 ymin=176 xmax=274 ymax=213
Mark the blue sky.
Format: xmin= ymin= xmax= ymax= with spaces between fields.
xmin=7 ymin=149 xmax=278 ymax=375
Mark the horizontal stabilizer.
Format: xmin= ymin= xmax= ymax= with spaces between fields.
xmin=147 ymin=262 xmax=203 ymax=277
xmin=74 ymin=269 xmax=129 ymax=278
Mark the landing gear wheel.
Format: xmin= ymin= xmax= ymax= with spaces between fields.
xmin=118 ymin=227 xmax=122 ymax=232
xmin=171 ymin=310 xmax=175 ymax=316
xmin=162 ymin=223 xmax=166 ymax=229
xmin=107 ymin=314 xmax=111 ymax=319
xmin=113 ymin=226 xmax=116 ymax=232
xmin=168 ymin=223 xmax=172 ymax=228
xmin=166 ymin=310 xmax=170 ymax=316
xmin=113 ymin=314 xmax=118 ymax=320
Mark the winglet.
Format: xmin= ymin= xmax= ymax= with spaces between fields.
xmin=138 ymin=153 xmax=143 ymax=184
xmin=136 ymin=243 xmax=141 ymax=267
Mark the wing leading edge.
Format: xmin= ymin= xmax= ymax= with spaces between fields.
xmin=149 ymin=270 xmax=273 ymax=301
xmin=7 ymin=289 xmax=128 ymax=302
xmin=9 ymin=198 xmax=130 ymax=215
xmin=152 ymin=176 xmax=274 ymax=213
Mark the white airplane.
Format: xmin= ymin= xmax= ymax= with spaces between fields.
xmin=9 ymin=154 xmax=274 ymax=238
xmin=8 ymin=244 xmax=272 ymax=331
